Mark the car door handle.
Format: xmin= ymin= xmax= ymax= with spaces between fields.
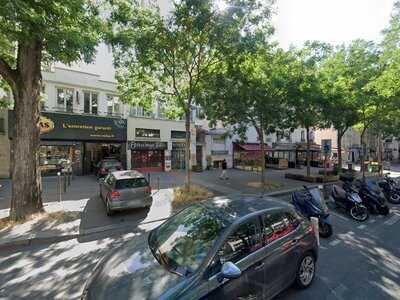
xmin=290 ymin=239 xmax=299 ymax=245
xmin=254 ymin=262 xmax=265 ymax=271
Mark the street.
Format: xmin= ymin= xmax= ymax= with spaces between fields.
xmin=0 ymin=188 xmax=399 ymax=299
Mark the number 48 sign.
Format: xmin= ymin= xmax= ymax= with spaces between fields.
xmin=322 ymin=139 xmax=332 ymax=155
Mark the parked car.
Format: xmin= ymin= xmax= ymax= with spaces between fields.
xmin=81 ymin=196 xmax=318 ymax=300
xmin=99 ymin=170 xmax=152 ymax=216
xmin=96 ymin=158 xmax=123 ymax=178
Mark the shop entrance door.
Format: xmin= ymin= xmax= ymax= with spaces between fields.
xmin=83 ymin=143 xmax=123 ymax=175
xmin=171 ymin=149 xmax=185 ymax=170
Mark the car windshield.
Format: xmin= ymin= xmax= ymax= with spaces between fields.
xmin=115 ymin=178 xmax=148 ymax=189
xmin=148 ymin=204 xmax=228 ymax=276
xmin=102 ymin=161 xmax=121 ymax=168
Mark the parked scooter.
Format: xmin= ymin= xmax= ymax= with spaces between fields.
xmin=378 ymin=174 xmax=400 ymax=204
xmin=355 ymin=179 xmax=390 ymax=215
xmin=292 ymin=186 xmax=333 ymax=238
xmin=331 ymin=184 xmax=369 ymax=221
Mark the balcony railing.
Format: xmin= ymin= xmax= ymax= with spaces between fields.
xmin=40 ymin=106 xmax=123 ymax=118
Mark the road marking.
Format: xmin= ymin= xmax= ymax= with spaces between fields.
xmin=368 ymin=219 xmax=376 ymax=224
xmin=384 ymin=214 xmax=400 ymax=226
xmin=329 ymin=239 xmax=342 ymax=246
xmin=357 ymin=224 xmax=367 ymax=230
xmin=329 ymin=210 xmax=351 ymax=222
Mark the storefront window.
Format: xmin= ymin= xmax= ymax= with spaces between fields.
xmin=136 ymin=128 xmax=160 ymax=138
xmin=39 ymin=145 xmax=79 ymax=176
xmin=131 ymin=150 xmax=164 ymax=169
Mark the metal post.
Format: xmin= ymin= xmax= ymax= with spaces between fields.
xmin=310 ymin=217 xmax=320 ymax=247
xmin=148 ymin=173 xmax=151 ymax=186
xmin=63 ymin=172 xmax=67 ymax=193
xmin=157 ymin=176 xmax=160 ymax=191
xmin=67 ymin=169 xmax=71 ymax=186
xmin=57 ymin=172 xmax=62 ymax=202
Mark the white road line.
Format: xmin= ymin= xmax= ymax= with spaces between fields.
xmin=357 ymin=224 xmax=367 ymax=230
xmin=329 ymin=210 xmax=351 ymax=222
xmin=384 ymin=214 xmax=400 ymax=226
xmin=329 ymin=239 xmax=342 ymax=246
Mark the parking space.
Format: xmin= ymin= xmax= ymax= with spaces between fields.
xmin=272 ymin=194 xmax=400 ymax=300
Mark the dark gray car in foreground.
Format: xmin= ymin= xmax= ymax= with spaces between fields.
xmin=82 ymin=195 xmax=319 ymax=300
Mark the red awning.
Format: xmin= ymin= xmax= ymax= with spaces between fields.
xmin=235 ymin=143 xmax=270 ymax=151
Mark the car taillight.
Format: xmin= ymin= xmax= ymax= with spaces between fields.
xmin=146 ymin=186 xmax=152 ymax=194
xmin=308 ymin=223 xmax=315 ymax=235
xmin=110 ymin=190 xmax=121 ymax=199
xmin=100 ymin=168 xmax=106 ymax=173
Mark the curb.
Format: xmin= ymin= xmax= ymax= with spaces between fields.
xmin=0 ymin=217 xmax=170 ymax=251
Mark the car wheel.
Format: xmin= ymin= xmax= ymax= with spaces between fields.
xmin=296 ymin=253 xmax=316 ymax=289
xmin=106 ymin=199 xmax=114 ymax=216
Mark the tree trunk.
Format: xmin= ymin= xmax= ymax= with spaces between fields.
xmin=337 ymin=130 xmax=343 ymax=171
xmin=184 ymin=108 xmax=191 ymax=191
xmin=306 ymin=127 xmax=311 ymax=177
xmin=9 ymin=41 xmax=44 ymax=221
xmin=258 ymin=127 xmax=266 ymax=195
xmin=360 ymin=128 xmax=367 ymax=181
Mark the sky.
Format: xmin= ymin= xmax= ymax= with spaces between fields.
xmin=272 ymin=0 xmax=396 ymax=49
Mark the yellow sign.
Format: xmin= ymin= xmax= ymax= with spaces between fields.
xmin=39 ymin=116 xmax=54 ymax=134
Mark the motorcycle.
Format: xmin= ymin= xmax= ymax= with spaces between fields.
xmin=292 ymin=186 xmax=333 ymax=238
xmin=355 ymin=179 xmax=390 ymax=215
xmin=331 ymin=184 xmax=369 ymax=222
xmin=378 ymin=174 xmax=400 ymax=204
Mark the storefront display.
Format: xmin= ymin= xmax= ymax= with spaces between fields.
xmin=129 ymin=141 xmax=167 ymax=172
xmin=9 ymin=111 xmax=127 ymax=176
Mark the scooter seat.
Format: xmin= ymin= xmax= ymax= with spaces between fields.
xmin=333 ymin=185 xmax=346 ymax=199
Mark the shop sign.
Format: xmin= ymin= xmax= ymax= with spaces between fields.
xmin=172 ymin=142 xmax=186 ymax=150
xmin=129 ymin=141 xmax=168 ymax=150
xmin=9 ymin=110 xmax=127 ymax=141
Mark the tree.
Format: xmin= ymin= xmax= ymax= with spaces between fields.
xmin=286 ymin=42 xmax=331 ymax=177
xmin=202 ymin=46 xmax=293 ymax=192
xmin=0 ymin=0 xmax=103 ymax=220
xmin=107 ymin=0 xmax=274 ymax=190
xmin=319 ymin=46 xmax=359 ymax=170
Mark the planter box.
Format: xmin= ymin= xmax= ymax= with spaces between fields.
xmin=285 ymin=173 xmax=318 ymax=182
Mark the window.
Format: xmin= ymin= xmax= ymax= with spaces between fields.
xmin=107 ymin=94 xmax=121 ymax=116
xmin=56 ymin=88 xmax=74 ymax=112
xmin=83 ymin=91 xmax=98 ymax=115
xmin=0 ymin=118 xmax=5 ymax=134
xmin=130 ymin=106 xmax=144 ymax=117
xmin=135 ymin=128 xmax=160 ymax=138
xmin=212 ymin=135 xmax=225 ymax=144
xmin=171 ymin=130 xmax=186 ymax=139
xmin=301 ymin=130 xmax=305 ymax=142
xmin=116 ymin=178 xmax=148 ymax=189
xmin=219 ymin=219 xmax=262 ymax=264
xmin=262 ymin=212 xmax=294 ymax=245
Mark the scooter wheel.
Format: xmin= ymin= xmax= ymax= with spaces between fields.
xmin=389 ymin=194 xmax=400 ymax=204
xmin=378 ymin=205 xmax=390 ymax=216
xmin=350 ymin=205 xmax=369 ymax=222
xmin=318 ymin=221 xmax=333 ymax=238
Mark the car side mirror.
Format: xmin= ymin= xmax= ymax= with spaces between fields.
xmin=218 ymin=262 xmax=241 ymax=282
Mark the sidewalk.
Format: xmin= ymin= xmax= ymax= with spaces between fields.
xmin=0 ymin=188 xmax=174 ymax=250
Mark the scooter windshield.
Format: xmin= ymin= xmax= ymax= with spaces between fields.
xmin=308 ymin=188 xmax=328 ymax=212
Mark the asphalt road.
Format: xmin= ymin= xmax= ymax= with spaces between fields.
xmin=0 ymin=194 xmax=399 ymax=300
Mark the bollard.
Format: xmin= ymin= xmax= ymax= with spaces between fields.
xmin=63 ymin=172 xmax=67 ymax=193
xmin=157 ymin=176 xmax=160 ymax=191
xmin=148 ymin=173 xmax=151 ymax=186
xmin=67 ymin=170 xmax=71 ymax=186
xmin=310 ymin=217 xmax=320 ymax=247
xmin=57 ymin=172 xmax=62 ymax=202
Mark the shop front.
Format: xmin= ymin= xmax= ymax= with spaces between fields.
xmin=129 ymin=141 xmax=167 ymax=172
xmin=8 ymin=111 xmax=127 ymax=176
xmin=171 ymin=142 xmax=186 ymax=170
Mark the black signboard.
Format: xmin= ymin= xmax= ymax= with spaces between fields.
xmin=8 ymin=111 xmax=127 ymax=142
xmin=128 ymin=141 xmax=168 ymax=151
xmin=172 ymin=142 xmax=186 ymax=149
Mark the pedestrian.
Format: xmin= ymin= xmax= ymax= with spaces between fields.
xmin=219 ymin=159 xmax=228 ymax=180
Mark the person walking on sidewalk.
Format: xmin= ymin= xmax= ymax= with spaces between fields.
xmin=219 ymin=159 xmax=228 ymax=180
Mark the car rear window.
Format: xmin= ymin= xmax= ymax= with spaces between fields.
xmin=102 ymin=161 xmax=121 ymax=168
xmin=115 ymin=178 xmax=148 ymax=189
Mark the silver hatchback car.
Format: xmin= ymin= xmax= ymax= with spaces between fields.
xmin=99 ymin=170 xmax=153 ymax=216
